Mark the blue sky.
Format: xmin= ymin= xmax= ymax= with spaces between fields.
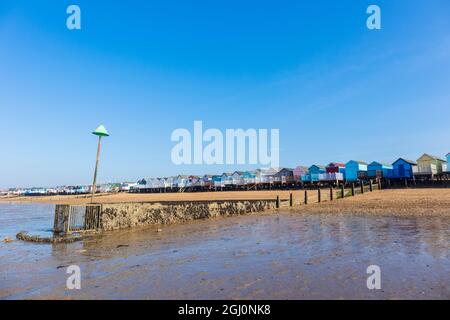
xmin=1 ymin=0 xmax=449 ymax=188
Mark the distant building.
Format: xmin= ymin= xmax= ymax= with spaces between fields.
xmin=302 ymin=165 xmax=326 ymax=182
xmin=293 ymin=166 xmax=309 ymax=182
xmin=416 ymin=153 xmax=447 ymax=176
xmin=446 ymin=153 xmax=450 ymax=173
xmin=392 ymin=158 xmax=418 ymax=179
xmin=367 ymin=161 xmax=393 ymax=178
xmin=345 ymin=160 xmax=368 ymax=182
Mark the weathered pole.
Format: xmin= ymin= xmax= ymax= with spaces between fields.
xmin=91 ymin=135 xmax=102 ymax=200
xmin=90 ymin=125 xmax=109 ymax=202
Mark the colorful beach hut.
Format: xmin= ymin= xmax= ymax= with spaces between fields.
xmin=321 ymin=162 xmax=346 ymax=182
xmin=242 ymin=171 xmax=257 ymax=184
xmin=231 ymin=171 xmax=245 ymax=186
xmin=392 ymin=158 xmax=418 ymax=179
xmin=416 ymin=153 xmax=447 ymax=175
xmin=345 ymin=160 xmax=368 ymax=182
xmin=302 ymin=165 xmax=326 ymax=183
xmin=274 ymin=168 xmax=294 ymax=184
xmin=326 ymin=162 xmax=346 ymax=174
xmin=446 ymin=153 xmax=450 ymax=172
xmin=221 ymin=173 xmax=234 ymax=186
xmin=212 ymin=175 xmax=223 ymax=187
xmin=293 ymin=166 xmax=309 ymax=182
xmin=367 ymin=161 xmax=393 ymax=178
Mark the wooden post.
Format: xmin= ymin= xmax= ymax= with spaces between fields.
xmin=369 ymin=180 xmax=373 ymax=192
xmin=330 ymin=186 xmax=333 ymax=201
xmin=378 ymin=179 xmax=382 ymax=190
xmin=341 ymin=184 xmax=345 ymax=198
xmin=289 ymin=193 xmax=293 ymax=207
xmin=360 ymin=181 xmax=364 ymax=194
xmin=318 ymin=188 xmax=321 ymax=203
xmin=351 ymin=183 xmax=355 ymax=196
xmin=276 ymin=195 xmax=280 ymax=208
xmin=304 ymin=190 xmax=308 ymax=204
xmin=91 ymin=136 xmax=102 ymax=202
xmin=404 ymin=178 xmax=408 ymax=188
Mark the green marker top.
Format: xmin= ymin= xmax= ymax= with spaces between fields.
xmin=92 ymin=125 xmax=110 ymax=137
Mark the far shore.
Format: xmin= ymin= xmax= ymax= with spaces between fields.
xmin=1 ymin=188 xmax=450 ymax=217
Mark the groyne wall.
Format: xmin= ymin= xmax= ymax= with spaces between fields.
xmin=100 ymin=200 xmax=277 ymax=231
xmin=55 ymin=200 xmax=277 ymax=233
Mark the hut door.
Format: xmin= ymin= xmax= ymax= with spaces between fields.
xmin=398 ymin=164 xmax=405 ymax=177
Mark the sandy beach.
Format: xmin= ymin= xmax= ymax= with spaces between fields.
xmin=2 ymin=188 xmax=450 ymax=216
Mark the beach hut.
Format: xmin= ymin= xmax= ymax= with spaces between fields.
xmin=293 ymin=166 xmax=309 ymax=182
xmin=175 ymin=175 xmax=190 ymax=188
xmin=221 ymin=173 xmax=234 ymax=187
xmin=321 ymin=162 xmax=345 ymax=182
xmin=392 ymin=158 xmax=418 ymax=179
xmin=212 ymin=175 xmax=223 ymax=188
xmin=326 ymin=162 xmax=346 ymax=174
xmin=446 ymin=153 xmax=450 ymax=172
xmin=302 ymin=165 xmax=326 ymax=182
xmin=162 ymin=177 xmax=175 ymax=189
xmin=231 ymin=171 xmax=246 ymax=186
xmin=189 ymin=175 xmax=201 ymax=186
xmin=416 ymin=153 xmax=447 ymax=175
xmin=255 ymin=168 xmax=278 ymax=184
xmin=367 ymin=161 xmax=393 ymax=178
xmin=345 ymin=160 xmax=368 ymax=182
xmin=274 ymin=168 xmax=294 ymax=184
xmin=242 ymin=171 xmax=257 ymax=185
xmin=201 ymin=175 xmax=214 ymax=187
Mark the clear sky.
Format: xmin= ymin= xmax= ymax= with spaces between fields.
xmin=1 ymin=0 xmax=449 ymax=188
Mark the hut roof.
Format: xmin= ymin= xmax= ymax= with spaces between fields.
xmin=393 ymin=158 xmax=417 ymax=165
xmin=369 ymin=161 xmax=392 ymax=167
xmin=327 ymin=162 xmax=345 ymax=167
xmin=419 ymin=153 xmax=446 ymax=162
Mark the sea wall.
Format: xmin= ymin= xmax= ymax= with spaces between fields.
xmin=99 ymin=200 xmax=277 ymax=231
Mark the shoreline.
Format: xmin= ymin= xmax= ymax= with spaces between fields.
xmin=1 ymin=188 xmax=450 ymax=217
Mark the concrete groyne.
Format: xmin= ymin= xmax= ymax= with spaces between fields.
xmin=54 ymin=199 xmax=277 ymax=233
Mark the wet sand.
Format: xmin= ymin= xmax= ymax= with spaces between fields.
xmin=1 ymin=210 xmax=449 ymax=299
xmin=1 ymin=189 xmax=449 ymax=299
xmin=2 ymin=188 xmax=450 ymax=216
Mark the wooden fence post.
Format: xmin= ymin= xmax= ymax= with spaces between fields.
xmin=360 ymin=181 xmax=364 ymax=194
xmin=330 ymin=187 xmax=333 ymax=201
xmin=351 ymin=183 xmax=355 ymax=196
xmin=276 ymin=195 xmax=280 ymax=208
xmin=304 ymin=190 xmax=308 ymax=204
xmin=289 ymin=193 xmax=293 ymax=207
xmin=369 ymin=180 xmax=373 ymax=192
xmin=318 ymin=188 xmax=321 ymax=203
xmin=378 ymin=179 xmax=381 ymax=190
xmin=341 ymin=184 xmax=345 ymax=198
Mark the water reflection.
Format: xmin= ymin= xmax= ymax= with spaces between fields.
xmin=1 ymin=203 xmax=449 ymax=299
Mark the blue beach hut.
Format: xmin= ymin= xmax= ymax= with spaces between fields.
xmin=367 ymin=161 xmax=393 ymax=178
xmin=302 ymin=165 xmax=326 ymax=182
xmin=345 ymin=160 xmax=368 ymax=182
xmin=392 ymin=158 xmax=418 ymax=179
